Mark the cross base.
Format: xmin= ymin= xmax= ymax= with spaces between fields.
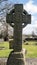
xmin=7 ymin=49 xmax=26 ymax=65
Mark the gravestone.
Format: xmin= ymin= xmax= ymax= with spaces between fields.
xmin=6 ymin=4 xmax=31 ymax=65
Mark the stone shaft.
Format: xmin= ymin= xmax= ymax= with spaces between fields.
xmin=13 ymin=4 xmax=23 ymax=52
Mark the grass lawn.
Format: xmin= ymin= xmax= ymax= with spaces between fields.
xmin=0 ymin=42 xmax=12 ymax=57
xmin=23 ymin=44 xmax=37 ymax=58
xmin=0 ymin=41 xmax=37 ymax=58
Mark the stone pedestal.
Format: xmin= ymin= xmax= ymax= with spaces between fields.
xmin=7 ymin=49 xmax=26 ymax=65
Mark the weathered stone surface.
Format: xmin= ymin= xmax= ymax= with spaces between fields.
xmin=7 ymin=50 xmax=25 ymax=65
xmin=13 ymin=4 xmax=22 ymax=51
xmin=9 ymin=39 xmax=14 ymax=49
xmin=6 ymin=5 xmax=31 ymax=28
xmin=6 ymin=4 xmax=31 ymax=65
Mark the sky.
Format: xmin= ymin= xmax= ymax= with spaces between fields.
xmin=0 ymin=0 xmax=37 ymax=35
xmin=23 ymin=0 xmax=37 ymax=35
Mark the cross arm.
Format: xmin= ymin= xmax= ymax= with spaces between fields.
xmin=22 ymin=14 xmax=31 ymax=27
xmin=6 ymin=13 xmax=14 ymax=27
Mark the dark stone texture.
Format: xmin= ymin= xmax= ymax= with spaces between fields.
xmin=7 ymin=51 xmax=25 ymax=65
xmin=9 ymin=39 xmax=14 ymax=49
xmin=13 ymin=4 xmax=22 ymax=51
xmin=6 ymin=5 xmax=31 ymax=28
xmin=6 ymin=4 xmax=31 ymax=65
xmin=6 ymin=4 xmax=31 ymax=50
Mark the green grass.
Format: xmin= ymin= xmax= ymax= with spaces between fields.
xmin=23 ymin=44 xmax=37 ymax=58
xmin=23 ymin=40 xmax=37 ymax=58
xmin=0 ymin=41 xmax=37 ymax=58
xmin=0 ymin=42 xmax=12 ymax=57
xmin=0 ymin=42 xmax=9 ymax=49
xmin=0 ymin=49 xmax=12 ymax=58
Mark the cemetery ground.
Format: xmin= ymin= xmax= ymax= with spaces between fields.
xmin=0 ymin=41 xmax=37 ymax=58
xmin=0 ymin=41 xmax=37 ymax=65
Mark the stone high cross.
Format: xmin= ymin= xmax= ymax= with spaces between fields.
xmin=6 ymin=4 xmax=31 ymax=65
xmin=6 ymin=4 xmax=31 ymax=51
